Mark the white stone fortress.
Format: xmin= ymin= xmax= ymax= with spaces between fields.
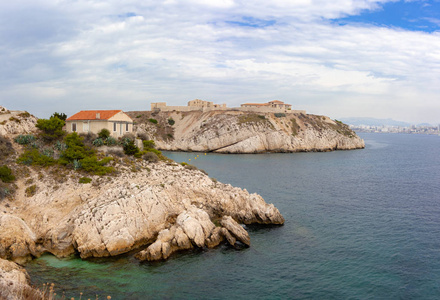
xmin=151 ymin=99 xmax=306 ymax=114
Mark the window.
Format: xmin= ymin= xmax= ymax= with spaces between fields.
xmin=72 ymin=123 xmax=76 ymax=132
xmin=83 ymin=122 xmax=89 ymax=132
xmin=113 ymin=122 xmax=117 ymax=132
xmin=126 ymin=123 xmax=129 ymax=132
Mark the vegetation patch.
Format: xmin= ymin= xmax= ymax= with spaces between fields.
xmin=25 ymin=184 xmax=37 ymax=197
xmin=36 ymin=116 xmax=65 ymax=141
xmin=17 ymin=149 xmax=57 ymax=166
xmin=0 ymin=135 xmax=14 ymax=159
xmin=148 ymin=118 xmax=158 ymax=124
xmin=291 ymin=118 xmax=300 ymax=136
xmin=0 ymin=165 xmax=15 ymax=183
xmin=14 ymin=134 xmax=36 ymax=145
xmin=168 ymin=118 xmax=175 ymax=126
xmin=274 ymin=113 xmax=286 ymax=118
xmin=238 ymin=114 xmax=267 ymax=124
xmin=79 ymin=177 xmax=92 ymax=184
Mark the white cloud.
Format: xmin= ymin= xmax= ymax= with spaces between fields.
xmin=0 ymin=0 xmax=439 ymax=123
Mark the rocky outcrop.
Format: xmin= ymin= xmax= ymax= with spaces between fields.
xmin=128 ymin=110 xmax=365 ymax=153
xmin=135 ymin=208 xmax=251 ymax=261
xmin=0 ymin=258 xmax=42 ymax=300
xmin=0 ymin=108 xmax=38 ymax=136
xmin=0 ymin=160 xmax=284 ymax=263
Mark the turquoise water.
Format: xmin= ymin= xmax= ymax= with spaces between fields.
xmin=26 ymin=133 xmax=440 ymax=299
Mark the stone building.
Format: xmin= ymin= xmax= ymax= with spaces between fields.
xmin=66 ymin=110 xmax=133 ymax=138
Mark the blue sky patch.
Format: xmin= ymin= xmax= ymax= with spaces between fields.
xmin=226 ymin=16 xmax=276 ymax=28
xmin=333 ymin=0 xmax=440 ymax=32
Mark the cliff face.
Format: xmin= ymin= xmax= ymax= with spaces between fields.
xmin=0 ymin=161 xmax=284 ymax=263
xmin=128 ymin=110 xmax=365 ymax=153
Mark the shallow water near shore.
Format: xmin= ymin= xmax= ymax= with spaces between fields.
xmin=26 ymin=133 xmax=440 ymax=299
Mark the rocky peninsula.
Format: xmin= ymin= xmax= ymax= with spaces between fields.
xmin=0 ymin=106 xmax=284 ymax=297
xmin=127 ymin=110 xmax=365 ymax=153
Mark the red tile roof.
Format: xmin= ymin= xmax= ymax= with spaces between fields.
xmin=66 ymin=110 xmax=123 ymax=121
xmin=269 ymin=100 xmax=284 ymax=104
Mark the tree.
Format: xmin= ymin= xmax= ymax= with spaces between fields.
xmin=51 ymin=112 xmax=67 ymax=121
xmin=36 ymin=116 xmax=65 ymax=141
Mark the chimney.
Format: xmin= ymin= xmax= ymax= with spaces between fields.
xmin=96 ymin=113 xmax=100 ymax=119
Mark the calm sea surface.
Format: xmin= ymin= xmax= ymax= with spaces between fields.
xmin=26 ymin=133 xmax=440 ymax=299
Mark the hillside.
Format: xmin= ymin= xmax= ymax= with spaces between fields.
xmin=127 ymin=110 xmax=365 ymax=153
xmin=0 ymin=106 xmax=285 ymax=297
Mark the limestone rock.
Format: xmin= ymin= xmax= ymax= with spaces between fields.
xmin=0 ymin=214 xmax=38 ymax=264
xmin=0 ymin=107 xmax=38 ymax=136
xmin=130 ymin=110 xmax=365 ymax=153
xmin=220 ymin=216 xmax=250 ymax=247
xmin=0 ymin=258 xmax=42 ymax=300
xmin=0 ymin=160 xmax=284 ymax=262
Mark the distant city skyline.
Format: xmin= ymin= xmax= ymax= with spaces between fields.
xmin=1 ymin=0 xmax=439 ymax=124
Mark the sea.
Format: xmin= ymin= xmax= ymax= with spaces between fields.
xmin=26 ymin=133 xmax=440 ymax=299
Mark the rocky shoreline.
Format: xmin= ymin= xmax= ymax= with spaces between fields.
xmin=0 ymin=106 xmax=285 ymax=296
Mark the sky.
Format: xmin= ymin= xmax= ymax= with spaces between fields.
xmin=0 ymin=0 xmax=439 ymax=124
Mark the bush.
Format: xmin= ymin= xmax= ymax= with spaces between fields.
xmin=79 ymin=132 xmax=98 ymax=147
xmin=0 ymin=135 xmax=14 ymax=158
xmin=14 ymin=134 xmax=36 ymax=145
xmin=80 ymin=156 xmax=114 ymax=175
xmin=92 ymin=138 xmax=105 ymax=147
xmin=25 ymin=184 xmax=37 ymax=197
xmin=148 ymin=118 xmax=158 ymax=124
xmin=0 ymin=165 xmax=15 ymax=183
xmin=98 ymin=128 xmax=111 ymax=139
xmin=143 ymin=140 xmax=156 ymax=149
xmin=123 ymin=140 xmax=139 ymax=156
xmin=18 ymin=111 xmax=31 ymax=118
xmin=79 ymin=177 xmax=92 ymax=184
xmin=59 ymin=132 xmax=93 ymax=164
xmin=274 ymin=113 xmax=286 ymax=118
xmin=17 ymin=149 xmax=57 ymax=166
xmin=143 ymin=152 xmax=159 ymax=162
xmin=137 ymin=132 xmax=149 ymax=141
xmin=106 ymin=136 xmax=117 ymax=146
xmin=168 ymin=118 xmax=175 ymax=126
xmin=36 ymin=116 xmax=65 ymax=141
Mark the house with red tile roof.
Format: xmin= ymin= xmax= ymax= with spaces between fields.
xmin=66 ymin=110 xmax=133 ymax=137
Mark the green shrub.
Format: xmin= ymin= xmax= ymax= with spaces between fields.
xmin=148 ymin=118 xmax=158 ymax=124
xmin=143 ymin=152 xmax=159 ymax=162
xmin=143 ymin=140 xmax=156 ymax=149
xmin=80 ymin=156 xmax=114 ymax=175
xmin=93 ymin=138 xmax=105 ymax=147
xmin=17 ymin=149 xmax=57 ymax=166
xmin=123 ymin=140 xmax=139 ymax=155
xmin=98 ymin=128 xmax=111 ymax=139
xmin=106 ymin=136 xmax=117 ymax=146
xmin=36 ymin=116 xmax=65 ymax=141
xmin=25 ymin=184 xmax=37 ymax=197
xmin=14 ymin=134 xmax=36 ymax=145
xmin=59 ymin=132 xmax=93 ymax=164
xmin=79 ymin=177 xmax=92 ymax=184
xmin=54 ymin=140 xmax=67 ymax=151
xmin=168 ymin=118 xmax=175 ymax=126
xmin=0 ymin=166 xmax=15 ymax=183
xmin=274 ymin=113 xmax=286 ymax=118
xmin=180 ymin=162 xmax=188 ymax=166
